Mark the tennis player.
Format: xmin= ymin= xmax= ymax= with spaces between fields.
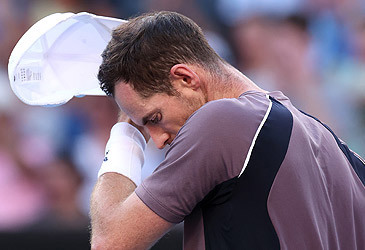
xmin=90 ymin=11 xmax=365 ymax=249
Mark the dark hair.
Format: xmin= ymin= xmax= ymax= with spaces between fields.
xmin=98 ymin=11 xmax=223 ymax=98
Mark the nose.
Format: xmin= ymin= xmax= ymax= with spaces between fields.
xmin=147 ymin=126 xmax=170 ymax=149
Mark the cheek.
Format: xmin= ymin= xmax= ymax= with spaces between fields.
xmin=164 ymin=96 xmax=201 ymax=132
xmin=161 ymin=112 xmax=186 ymax=133
xmin=173 ymin=109 xmax=193 ymax=130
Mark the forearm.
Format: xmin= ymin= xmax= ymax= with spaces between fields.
xmin=89 ymin=120 xmax=173 ymax=248
xmin=90 ymin=173 xmax=136 ymax=249
xmin=90 ymin=173 xmax=172 ymax=249
xmin=90 ymin=121 xmax=147 ymax=248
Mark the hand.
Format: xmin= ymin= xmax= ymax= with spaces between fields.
xmin=118 ymin=111 xmax=150 ymax=142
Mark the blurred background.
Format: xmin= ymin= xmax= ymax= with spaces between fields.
xmin=0 ymin=0 xmax=364 ymax=249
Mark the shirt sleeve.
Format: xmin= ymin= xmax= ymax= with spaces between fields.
xmin=135 ymin=94 xmax=269 ymax=223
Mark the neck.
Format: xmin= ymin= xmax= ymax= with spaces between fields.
xmin=203 ymin=63 xmax=267 ymax=102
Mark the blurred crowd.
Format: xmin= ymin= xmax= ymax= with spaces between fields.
xmin=0 ymin=0 xmax=364 ymax=234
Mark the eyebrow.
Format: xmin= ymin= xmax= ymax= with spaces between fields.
xmin=142 ymin=109 xmax=160 ymax=125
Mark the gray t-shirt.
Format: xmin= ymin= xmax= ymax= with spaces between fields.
xmin=135 ymin=90 xmax=365 ymax=250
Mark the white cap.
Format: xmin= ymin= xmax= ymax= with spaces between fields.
xmin=8 ymin=12 xmax=126 ymax=106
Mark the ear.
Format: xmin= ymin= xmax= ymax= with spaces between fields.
xmin=170 ymin=64 xmax=200 ymax=90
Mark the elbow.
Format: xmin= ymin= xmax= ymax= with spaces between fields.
xmin=91 ymin=233 xmax=127 ymax=250
xmin=91 ymin=234 xmax=105 ymax=250
xmin=91 ymin=231 xmax=117 ymax=250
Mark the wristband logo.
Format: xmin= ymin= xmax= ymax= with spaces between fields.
xmin=103 ymin=150 xmax=109 ymax=162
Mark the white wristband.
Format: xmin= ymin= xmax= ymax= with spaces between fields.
xmin=98 ymin=122 xmax=147 ymax=186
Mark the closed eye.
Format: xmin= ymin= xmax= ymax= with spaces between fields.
xmin=150 ymin=113 xmax=162 ymax=125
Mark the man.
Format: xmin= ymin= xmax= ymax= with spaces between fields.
xmin=90 ymin=11 xmax=365 ymax=249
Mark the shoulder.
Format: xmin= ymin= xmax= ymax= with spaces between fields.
xmin=167 ymin=91 xmax=271 ymax=157
xmin=135 ymin=92 xmax=272 ymax=223
xmin=198 ymin=91 xmax=268 ymax=119
xmin=177 ymin=91 xmax=271 ymax=138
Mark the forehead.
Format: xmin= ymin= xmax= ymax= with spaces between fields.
xmin=114 ymin=82 xmax=147 ymax=117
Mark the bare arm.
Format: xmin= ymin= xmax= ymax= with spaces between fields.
xmin=90 ymin=112 xmax=172 ymax=249
xmin=90 ymin=173 xmax=173 ymax=249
